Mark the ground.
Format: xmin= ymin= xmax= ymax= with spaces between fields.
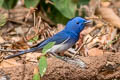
xmin=0 ymin=0 xmax=120 ymax=80
xmin=0 ymin=52 xmax=120 ymax=80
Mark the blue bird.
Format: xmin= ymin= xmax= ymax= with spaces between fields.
xmin=5 ymin=17 xmax=90 ymax=59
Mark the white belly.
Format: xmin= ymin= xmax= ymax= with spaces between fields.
xmin=46 ymin=43 xmax=70 ymax=53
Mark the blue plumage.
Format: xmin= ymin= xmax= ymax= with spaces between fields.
xmin=5 ymin=17 xmax=90 ymax=59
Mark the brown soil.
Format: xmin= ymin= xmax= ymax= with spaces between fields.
xmin=0 ymin=52 xmax=120 ymax=80
xmin=0 ymin=1 xmax=120 ymax=80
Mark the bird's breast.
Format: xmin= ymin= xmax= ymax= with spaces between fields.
xmin=46 ymin=43 xmax=73 ymax=53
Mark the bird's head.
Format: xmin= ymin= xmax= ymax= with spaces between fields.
xmin=64 ymin=17 xmax=90 ymax=36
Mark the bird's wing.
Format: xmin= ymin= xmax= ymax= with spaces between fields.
xmin=37 ymin=31 xmax=70 ymax=48
xmin=5 ymin=31 xmax=70 ymax=59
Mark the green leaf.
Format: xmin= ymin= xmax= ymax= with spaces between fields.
xmin=33 ymin=73 xmax=40 ymax=80
xmin=51 ymin=0 xmax=77 ymax=19
xmin=2 ymin=0 xmax=18 ymax=9
xmin=40 ymin=0 xmax=69 ymax=24
xmin=39 ymin=0 xmax=90 ymax=24
xmin=42 ymin=42 xmax=56 ymax=55
xmin=29 ymin=39 xmax=34 ymax=42
xmin=47 ymin=5 xmax=69 ymax=24
xmin=0 ymin=14 xmax=7 ymax=27
xmin=29 ymin=36 xmax=39 ymax=42
xmin=0 ymin=0 xmax=4 ymax=8
xmin=39 ymin=56 xmax=47 ymax=77
xmin=33 ymin=36 xmax=39 ymax=41
xmin=24 ymin=0 xmax=40 ymax=8
xmin=78 ymin=0 xmax=90 ymax=5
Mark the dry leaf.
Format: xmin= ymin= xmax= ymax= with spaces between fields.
xmin=89 ymin=0 xmax=100 ymax=16
xmin=0 ymin=36 xmax=5 ymax=43
xmin=83 ymin=26 xmax=117 ymax=49
xmin=11 ymin=36 xmax=21 ymax=42
xmin=77 ymin=34 xmax=83 ymax=47
xmin=101 ymin=1 xmax=111 ymax=7
xmin=88 ymin=48 xmax=103 ymax=56
xmin=25 ymin=52 xmax=42 ymax=62
xmin=98 ymin=7 xmax=120 ymax=29
xmin=0 ymin=59 xmax=21 ymax=68
xmin=15 ymin=27 xmax=24 ymax=35
xmin=57 ymin=24 xmax=64 ymax=31
xmin=33 ymin=66 xmax=39 ymax=74
xmin=26 ymin=27 xmax=39 ymax=40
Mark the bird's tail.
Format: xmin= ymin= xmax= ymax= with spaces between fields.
xmin=5 ymin=47 xmax=39 ymax=59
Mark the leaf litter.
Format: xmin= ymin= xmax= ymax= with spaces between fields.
xmin=0 ymin=0 xmax=120 ymax=80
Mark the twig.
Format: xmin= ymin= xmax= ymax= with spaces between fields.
xmin=38 ymin=6 xmax=55 ymax=26
xmin=34 ymin=11 xmax=36 ymax=27
xmin=0 ymin=41 xmax=14 ymax=46
xmin=72 ymin=37 xmax=89 ymax=58
xmin=8 ymin=19 xmax=26 ymax=25
xmin=45 ymin=0 xmax=54 ymax=5
xmin=68 ymin=48 xmax=77 ymax=54
xmin=24 ymin=8 xmax=36 ymax=22
xmin=0 ymin=53 xmax=4 ymax=63
xmin=72 ymin=32 xmax=106 ymax=58
xmin=0 ymin=49 xmax=22 ymax=52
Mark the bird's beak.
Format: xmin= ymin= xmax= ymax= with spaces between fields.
xmin=84 ymin=20 xmax=91 ymax=24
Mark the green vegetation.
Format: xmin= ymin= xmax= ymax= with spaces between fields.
xmin=33 ymin=42 xmax=55 ymax=80
xmin=0 ymin=0 xmax=90 ymax=24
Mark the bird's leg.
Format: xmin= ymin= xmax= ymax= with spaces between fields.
xmin=48 ymin=52 xmax=67 ymax=61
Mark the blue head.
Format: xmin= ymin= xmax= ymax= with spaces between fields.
xmin=64 ymin=17 xmax=90 ymax=36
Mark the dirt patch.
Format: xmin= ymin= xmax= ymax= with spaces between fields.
xmin=0 ymin=52 xmax=120 ymax=80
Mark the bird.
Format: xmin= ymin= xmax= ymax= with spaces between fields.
xmin=5 ymin=17 xmax=91 ymax=59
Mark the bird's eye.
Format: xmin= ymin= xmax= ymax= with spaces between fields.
xmin=76 ymin=22 xmax=79 ymax=24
